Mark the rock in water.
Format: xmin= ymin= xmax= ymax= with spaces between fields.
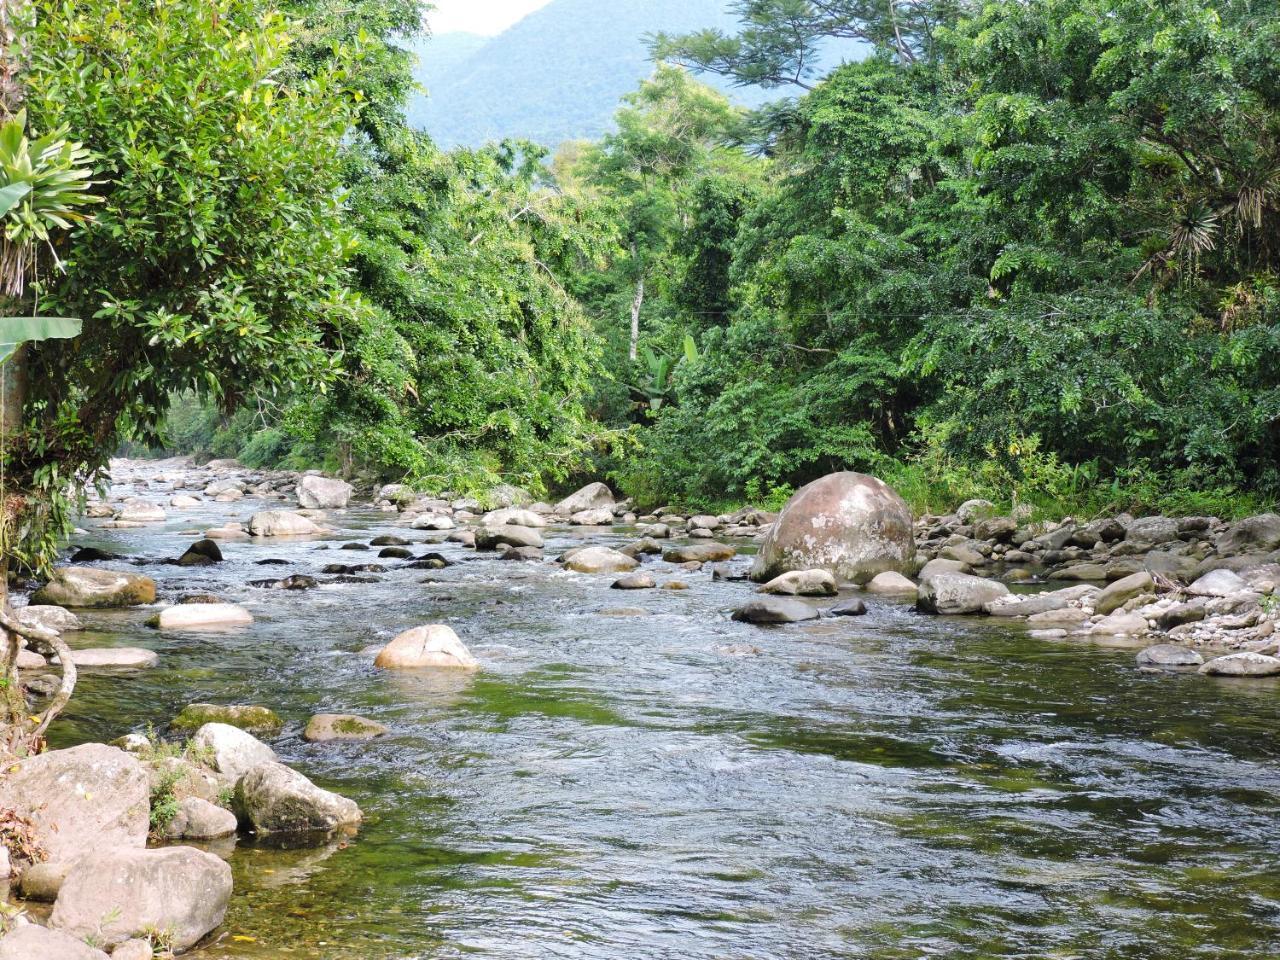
xmin=1136 ymin=644 xmax=1204 ymax=668
xmin=303 ymin=714 xmax=389 ymax=742
xmin=16 ymin=605 xmax=84 ymax=633
xmin=172 ymin=703 xmax=283 ymax=734
xmin=149 ymin=603 xmax=253 ymax=630
xmin=750 ymin=472 xmax=915 ymax=585
xmin=731 ymin=598 xmax=820 ymax=624
xmin=65 ymin=648 xmax=159 ymax=669
xmin=569 ymin=507 xmax=616 ymax=526
xmin=51 ymin=846 xmax=232 ymax=952
xmin=828 ymin=597 xmax=868 ymax=616
xmin=374 ymin=625 xmax=479 ymax=670
xmin=176 ymin=538 xmax=224 ymax=566
xmin=482 ymin=507 xmax=546 ymax=528
xmin=758 ymin=569 xmax=838 ymax=596
xmin=190 ymin=723 xmax=278 ymax=781
xmin=162 ymin=797 xmax=238 ymax=840
xmin=662 ymin=543 xmax=736 ymax=564
xmin=1095 ymin=571 xmax=1154 ymax=615
xmin=611 ymin=572 xmax=656 ymax=590
xmin=30 ymin=567 xmax=157 ymax=608
xmin=248 ymin=510 xmax=321 ymax=537
xmin=917 ymin=573 xmax=1009 ymax=615
xmin=563 ymin=546 xmax=639 ymax=574
xmin=0 ymin=744 xmax=148 ymax=867
xmin=864 ymin=571 xmax=918 ymax=596
xmin=554 ymin=482 xmax=614 ymax=515
xmin=475 ymin=525 xmax=544 ymax=550
xmin=235 ymin=762 xmax=362 ymax=835
xmin=0 ymin=926 xmax=108 ymax=960
xmin=1198 ymin=652 xmax=1280 ymax=677
xmin=296 ymin=475 xmax=353 ymax=510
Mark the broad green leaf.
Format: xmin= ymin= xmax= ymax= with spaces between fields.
xmin=0 ymin=182 xmax=31 ymax=219
xmin=0 ymin=316 xmax=83 ymax=364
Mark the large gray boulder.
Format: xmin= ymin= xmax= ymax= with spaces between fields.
xmin=1217 ymin=513 xmax=1280 ymax=556
xmin=750 ymin=472 xmax=914 ymax=584
xmin=1187 ymin=568 xmax=1250 ymax=597
xmin=235 ymin=762 xmax=362 ymax=835
xmin=757 ymin=570 xmax=838 ymax=597
xmin=1198 ymin=652 xmax=1280 ymax=677
xmin=731 ymin=598 xmax=820 ymax=624
xmin=1124 ymin=517 xmax=1180 ymax=548
xmin=50 ymin=846 xmax=232 ymax=952
xmin=189 ymin=722 xmax=278 ymax=782
xmin=1095 ymin=571 xmax=1154 ymax=615
xmin=248 ymin=510 xmax=321 ymax=537
xmin=0 ymin=925 xmax=108 ymax=960
xmin=563 ymin=546 xmax=639 ymax=574
xmin=374 ymin=625 xmax=479 ymax=670
xmin=917 ymin=573 xmax=1009 ymax=615
xmin=554 ymin=482 xmax=614 ymax=515
xmin=296 ymin=475 xmax=353 ymax=510
xmin=30 ymin=567 xmax=156 ymax=608
xmin=0 ymin=744 xmax=148 ymax=867
xmin=16 ymin=605 xmax=83 ymax=633
xmin=162 ymin=797 xmax=238 ymax=840
xmin=1136 ymin=644 xmax=1204 ymax=668
xmin=475 ymin=525 xmax=544 ymax=550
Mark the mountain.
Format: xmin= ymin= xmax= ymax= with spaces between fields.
xmin=405 ymin=0 xmax=861 ymax=149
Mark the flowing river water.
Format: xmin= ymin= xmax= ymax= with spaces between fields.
xmin=38 ymin=461 xmax=1280 ymax=958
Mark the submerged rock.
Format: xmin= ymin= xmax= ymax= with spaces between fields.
xmin=303 ymin=713 xmax=389 ymax=742
xmin=65 ymin=647 xmax=158 ymax=669
xmin=750 ymin=472 xmax=915 ymax=585
xmin=1136 ymin=644 xmax=1204 ymax=668
xmin=1198 ymin=652 xmax=1280 ymax=677
xmin=235 ymin=762 xmax=362 ymax=835
xmin=172 ymin=703 xmax=283 ymax=735
xmin=374 ymin=625 xmax=479 ymax=670
xmin=51 ymin=846 xmax=232 ymax=952
xmin=31 ymin=567 xmax=157 ymax=608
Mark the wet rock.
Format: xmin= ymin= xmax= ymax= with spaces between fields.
xmin=0 ymin=744 xmax=148 ymax=867
xmin=66 ymin=647 xmax=158 ymax=669
xmin=554 ymin=482 xmax=614 ymax=516
xmin=1198 ymin=651 xmax=1280 ymax=677
xmin=569 ymin=507 xmax=616 ymax=526
xmin=176 ymin=538 xmax=223 ymax=567
xmin=17 ymin=860 xmax=73 ymax=901
xmin=69 ymin=546 xmax=120 ymax=562
xmin=750 ymin=473 xmax=915 ymax=585
xmin=250 ymin=574 xmax=318 ymax=591
xmin=662 ymin=543 xmax=736 ymax=564
xmin=248 ymin=510 xmax=321 ymax=537
xmin=321 ymin=563 xmax=386 ymax=575
xmin=374 ymin=625 xmax=479 ymax=670
xmin=1029 ymin=628 xmax=1068 ymax=640
xmin=864 ymin=571 xmax=917 ymax=595
xmin=172 ymin=703 xmax=283 ymax=735
xmin=447 ymin=530 xmax=476 ymax=547
xmin=161 ymin=797 xmax=238 ymax=840
xmin=340 ymin=541 xmax=369 ymax=551
xmin=297 ymin=475 xmax=353 ymax=510
xmin=501 ymin=545 xmax=543 ymax=562
xmin=370 ymin=535 xmax=411 ymax=547
xmin=51 ymin=846 xmax=232 ymax=953
xmin=917 ymin=574 xmax=1009 ymax=615
xmin=829 ymin=597 xmax=868 ymax=616
xmin=1136 ymin=644 xmax=1204 ymax=668
xmin=379 ymin=546 xmax=414 ymax=559
xmin=1187 ymin=568 xmax=1249 ymax=597
xmin=149 ymin=603 xmax=252 ymax=630
xmin=0 ymin=926 xmax=108 ymax=960
xmin=235 ymin=762 xmax=362 ymax=835
xmin=612 ymin=573 xmax=656 ymax=590
xmin=190 ymin=723 xmax=277 ymax=781
xmin=1089 ymin=612 xmax=1148 ymax=636
xmin=303 ymin=713 xmax=389 ymax=742
xmin=411 ymin=514 xmax=455 ymax=531
xmin=16 ymin=605 xmax=83 ymax=633
xmin=31 ymin=567 xmax=157 ymax=608
xmin=758 ymin=569 xmax=838 ymax=597
xmin=564 ymin=546 xmax=639 ymax=574
xmin=985 ymin=585 xmax=1098 ymax=617
xmin=475 ymin=524 xmax=544 ymax=550
xmin=116 ymin=499 xmax=166 ymax=524
xmin=731 ymin=597 xmax=820 ymax=624
xmin=710 ymin=562 xmax=751 ymax=582
xmin=1095 ymin=571 xmax=1154 ymax=616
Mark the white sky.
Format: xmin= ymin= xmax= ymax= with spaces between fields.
xmin=427 ymin=0 xmax=554 ymax=35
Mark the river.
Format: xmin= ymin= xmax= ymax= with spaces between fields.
xmin=43 ymin=461 xmax=1280 ymax=958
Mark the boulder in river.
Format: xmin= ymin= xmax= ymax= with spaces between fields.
xmin=16 ymin=605 xmax=83 ymax=633
xmin=1187 ymin=568 xmax=1249 ymax=597
xmin=611 ymin=572 xmax=656 ymax=590
xmin=569 ymin=507 xmax=615 ymax=526
xmin=1095 ymin=571 xmax=1154 ymax=615
xmin=864 ymin=571 xmax=918 ymax=596
xmin=1089 ymin=612 xmax=1149 ymax=636
xmin=731 ymin=598 xmax=820 ymax=624
xmin=65 ymin=647 xmax=158 ymax=669
xmin=172 ymin=702 xmax=283 ymax=735
xmin=917 ymin=573 xmax=1009 ymax=615
xmin=51 ymin=846 xmax=232 ymax=953
xmin=303 ymin=713 xmax=389 ymax=742
xmin=1136 ymin=644 xmax=1204 ymax=668
xmin=984 ymin=585 xmax=1098 ymax=618
xmin=1198 ymin=652 xmax=1280 ymax=677
xmin=190 ymin=723 xmax=278 ymax=781
xmin=411 ymin=513 xmax=455 ymax=531
xmin=750 ymin=472 xmax=915 ymax=585
xmin=31 ymin=567 xmax=156 ymax=608
xmin=1216 ymin=513 xmax=1280 ymax=556
xmin=248 ymin=510 xmax=321 ymax=537
xmin=297 ymin=475 xmax=353 ymax=510
xmin=115 ymin=498 xmax=166 ymax=524
xmin=149 ymin=603 xmax=253 ymax=630
xmin=0 ymin=925 xmax=108 ymax=960
xmin=475 ymin=524 xmax=544 ymax=550
xmin=828 ymin=597 xmax=868 ymax=616
xmin=661 ymin=543 xmax=736 ymax=564
xmin=757 ymin=569 xmax=838 ymax=597
xmin=554 ymin=482 xmax=614 ymax=516
xmin=235 ymin=762 xmax=362 ymax=835
xmin=374 ymin=625 xmax=479 ymax=670
xmin=162 ymin=796 xmax=239 ymax=840
xmin=176 ymin=538 xmax=223 ymax=567
xmin=481 ymin=507 xmax=546 ymax=528
xmin=0 ymin=744 xmax=148 ymax=868
xmin=564 ymin=546 xmax=639 ymax=574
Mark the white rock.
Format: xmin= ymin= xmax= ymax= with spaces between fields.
xmin=190 ymin=722 xmax=277 ymax=781
xmin=151 ymin=604 xmax=253 ymax=630
xmin=374 ymin=625 xmax=479 ymax=670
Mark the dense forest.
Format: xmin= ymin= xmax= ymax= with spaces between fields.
xmin=13 ymin=0 xmax=1280 ymax=570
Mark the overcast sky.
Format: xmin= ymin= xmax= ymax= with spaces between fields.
xmin=427 ymin=0 xmax=554 ymax=35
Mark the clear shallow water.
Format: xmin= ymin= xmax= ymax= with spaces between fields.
xmin=40 ymin=471 xmax=1280 ymax=959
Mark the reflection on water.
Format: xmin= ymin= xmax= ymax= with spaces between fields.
xmin=40 ymin=472 xmax=1280 ymax=958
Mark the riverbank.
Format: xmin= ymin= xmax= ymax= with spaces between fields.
xmin=3 ymin=458 xmax=1280 ymax=957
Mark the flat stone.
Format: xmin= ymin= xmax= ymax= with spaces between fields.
xmin=0 ymin=926 xmax=108 ymax=960
xmin=1198 ymin=652 xmax=1280 ymax=677
xmin=303 ymin=713 xmax=389 ymax=742
xmin=1136 ymin=644 xmax=1204 ymax=667
xmin=662 ymin=543 xmax=736 ymax=564
xmin=65 ymin=647 xmax=158 ymax=669
xmin=730 ymin=598 xmax=820 ymax=624
xmin=985 ymin=585 xmax=1098 ymax=617
xmin=30 ymin=567 xmax=156 ymax=608
xmin=149 ymin=603 xmax=253 ymax=630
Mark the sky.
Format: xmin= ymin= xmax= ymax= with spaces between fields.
xmin=427 ymin=0 xmax=554 ymax=35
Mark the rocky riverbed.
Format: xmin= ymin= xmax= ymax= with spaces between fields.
xmin=3 ymin=459 xmax=1280 ymax=957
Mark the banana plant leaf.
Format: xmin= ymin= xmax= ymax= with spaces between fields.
xmin=0 ymin=182 xmax=31 ymax=220
xmin=0 ymin=316 xmax=82 ymax=365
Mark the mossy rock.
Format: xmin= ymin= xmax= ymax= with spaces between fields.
xmin=302 ymin=713 xmax=389 ymax=743
xmin=171 ymin=703 xmax=283 ymax=735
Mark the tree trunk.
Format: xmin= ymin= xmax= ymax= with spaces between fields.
xmin=629 ymin=275 xmax=645 ymax=363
